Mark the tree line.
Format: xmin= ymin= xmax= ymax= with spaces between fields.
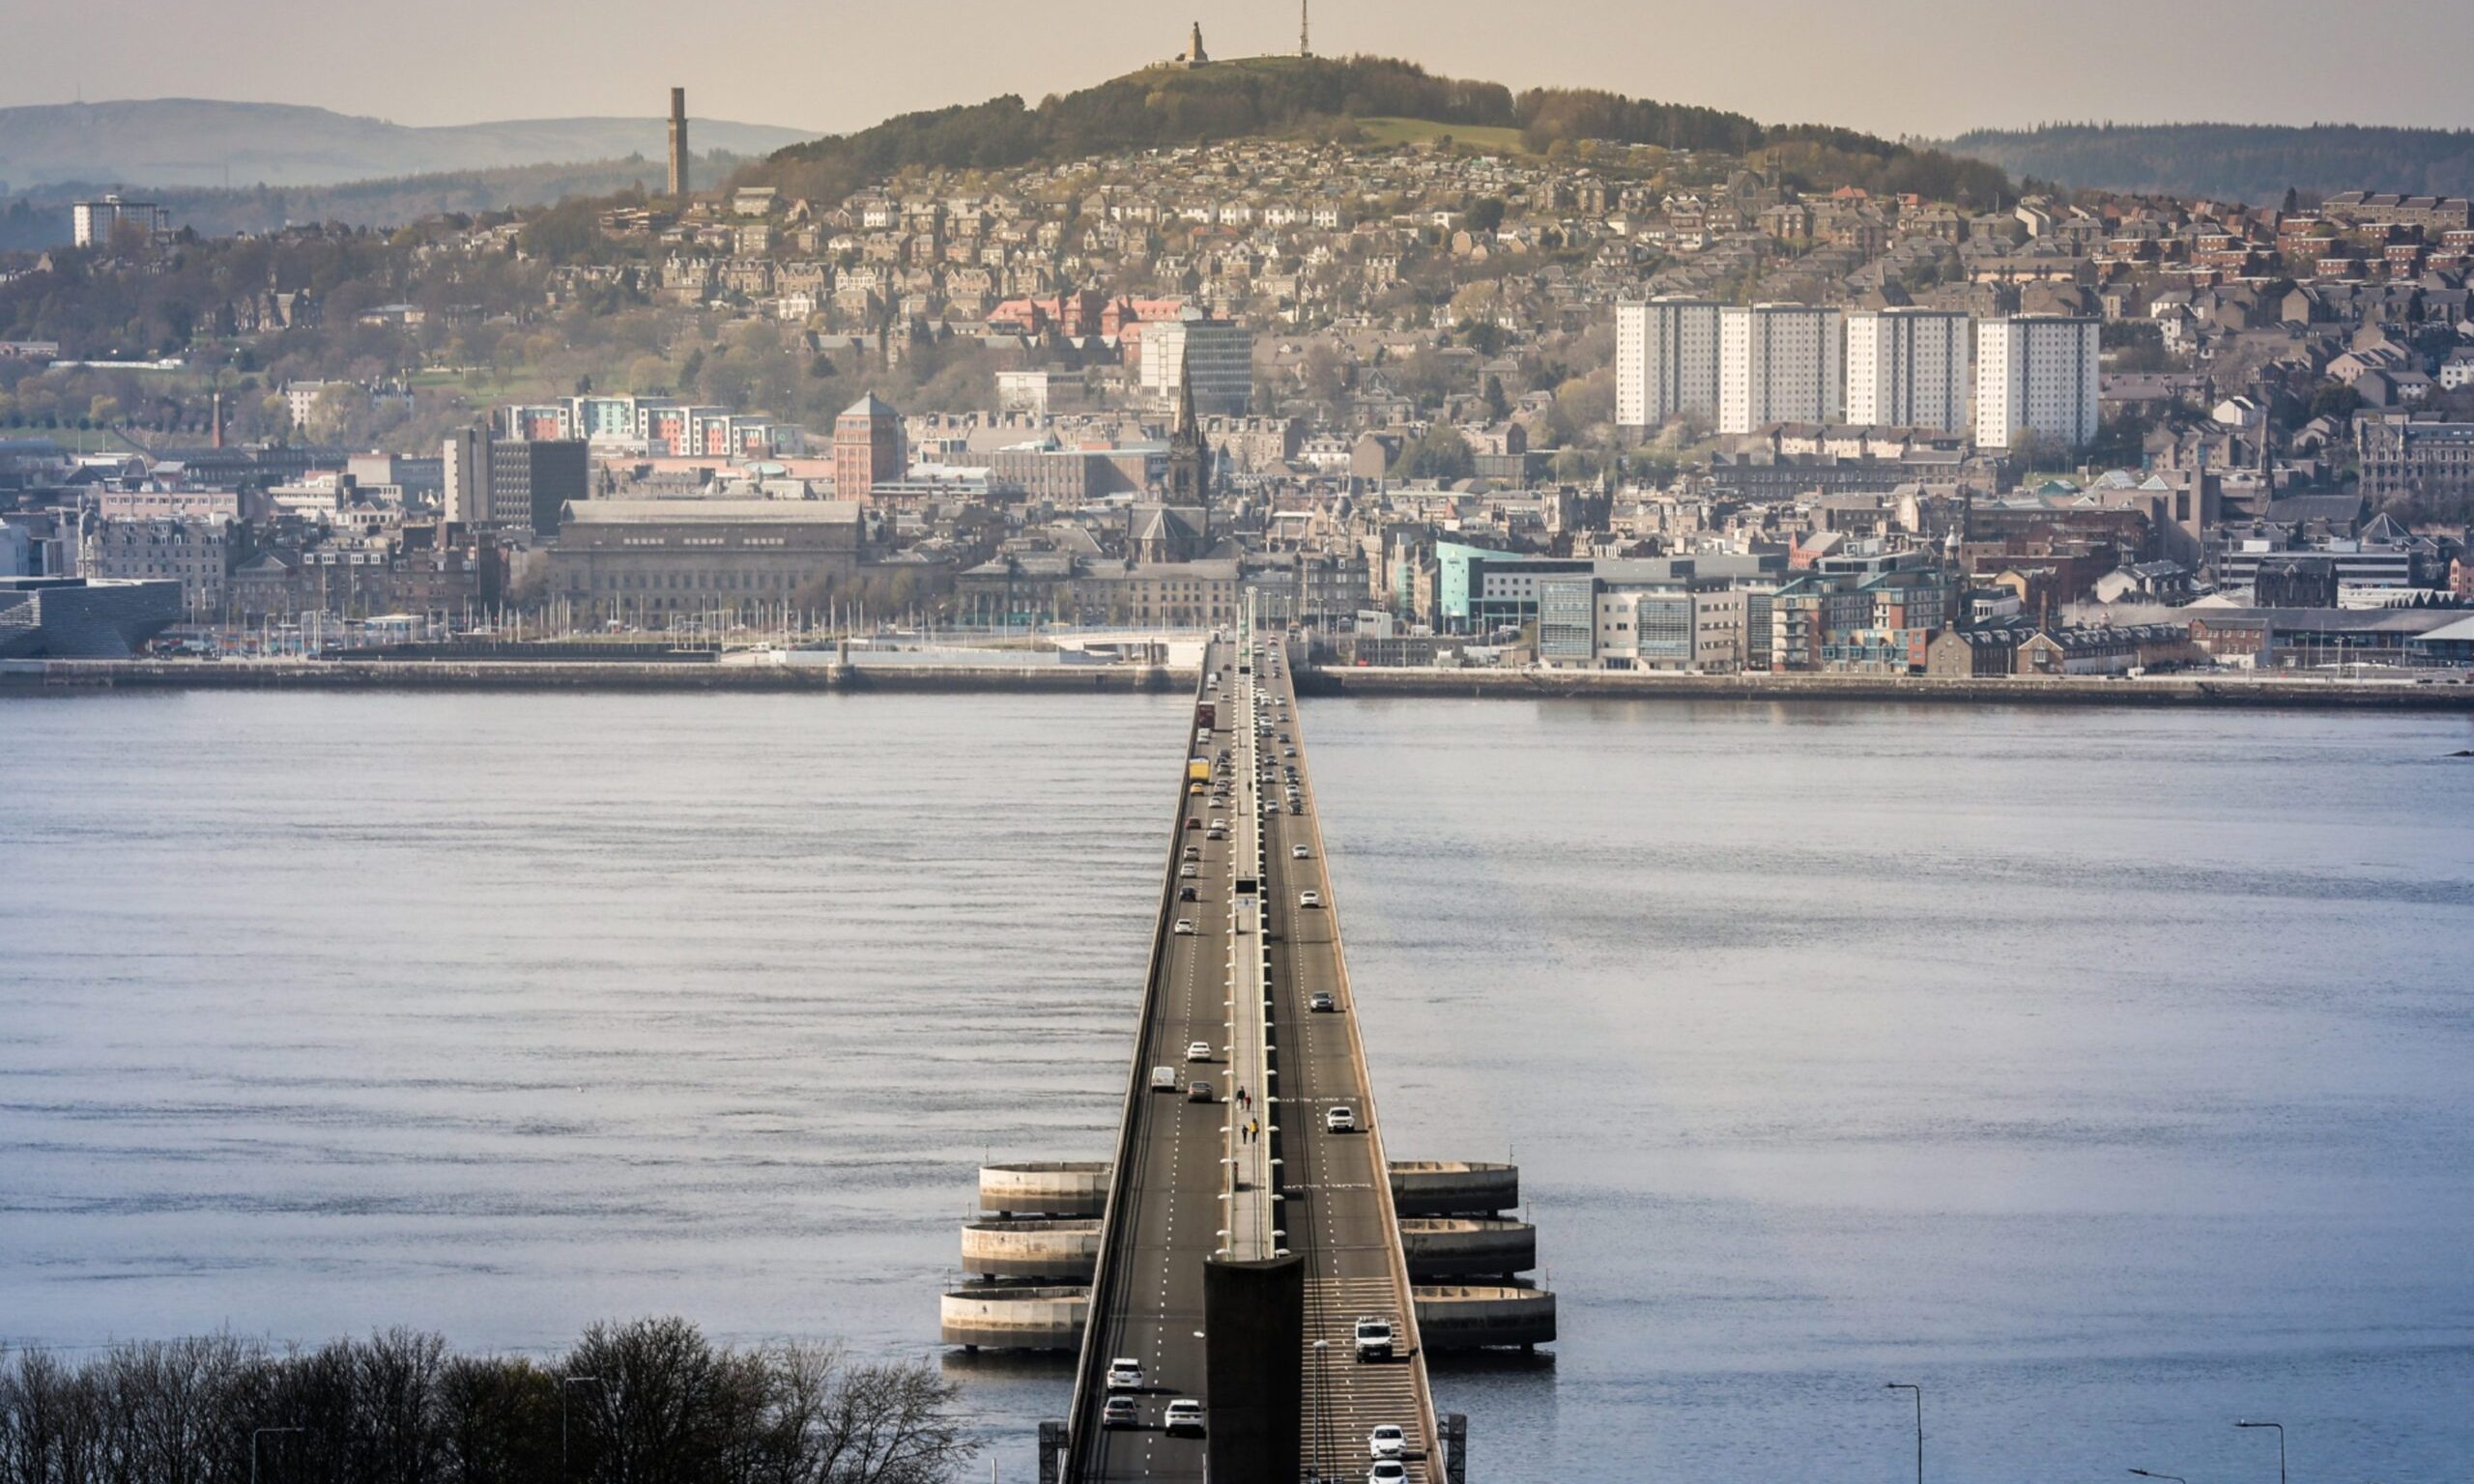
xmin=0 ymin=1319 xmax=974 ymax=1484
xmin=1940 ymin=122 xmax=2474 ymax=205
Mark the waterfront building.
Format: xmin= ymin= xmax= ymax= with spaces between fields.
xmin=547 ymin=499 xmax=865 ymax=619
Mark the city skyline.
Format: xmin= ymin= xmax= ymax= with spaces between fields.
xmin=5 ymin=0 xmax=2472 ymax=141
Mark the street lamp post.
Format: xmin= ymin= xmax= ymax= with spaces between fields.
xmin=1309 ymin=1337 xmax=1333 ymax=1482
xmin=561 ymin=1375 xmax=605 ymax=1476
xmin=250 ymin=1426 xmax=302 ymax=1484
xmin=2235 ymin=1419 xmax=2287 ymax=1484
xmin=1883 ymin=1383 xmax=1922 ymax=1484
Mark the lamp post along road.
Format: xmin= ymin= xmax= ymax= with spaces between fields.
xmin=562 ymin=1375 xmax=605 ymax=1476
xmin=250 ymin=1426 xmax=302 ymax=1484
xmin=2235 ymin=1419 xmax=2287 ymax=1484
xmin=1884 ymin=1383 xmax=1922 ymax=1484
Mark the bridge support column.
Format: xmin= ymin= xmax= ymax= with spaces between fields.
xmin=1203 ymin=1252 xmax=1302 ymax=1484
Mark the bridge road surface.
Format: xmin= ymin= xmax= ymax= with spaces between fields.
xmin=1252 ymin=648 xmax=1441 ymax=1484
xmin=1075 ymin=637 xmax=1440 ymax=1484
xmin=1079 ymin=638 xmax=1241 ymax=1483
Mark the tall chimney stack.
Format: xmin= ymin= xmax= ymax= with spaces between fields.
xmin=667 ymin=87 xmax=689 ymax=199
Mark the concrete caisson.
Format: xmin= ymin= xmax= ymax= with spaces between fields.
xmin=960 ymin=1217 xmax=1101 ymax=1280
xmin=978 ymin=1160 xmax=1111 ymax=1217
xmin=1388 ymin=1159 xmax=1519 ymax=1216
xmin=1412 ymin=1284 xmax=1558 ymax=1350
xmin=1398 ymin=1217 xmax=1537 ymax=1279
xmin=937 ymin=1285 xmax=1089 ymax=1351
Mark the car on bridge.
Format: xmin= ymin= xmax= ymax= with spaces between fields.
xmin=1173 ymin=919 xmax=1195 ymax=935
xmin=1186 ymin=1041 xmax=1212 ymax=1062
xmin=1326 ymin=1105 xmax=1358 ymax=1133
xmin=1368 ymin=1460 xmax=1408 ymax=1484
xmin=1352 ymin=1316 xmax=1394 ymax=1359
xmin=1188 ymin=1081 xmax=1214 ymax=1102
xmin=1102 ymin=1396 xmax=1137 ymax=1429
xmin=1299 ymin=891 xmax=1322 ymax=908
xmin=1151 ymin=1067 xmax=1177 ymax=1092
xmin=1180 ymin=863 xmax=1198 ymax=879
xmin=1179 ymin=885 xmax=1198 ymax=901
xmin=1309 ymin=992 xmax=1336 ymax=1013
xmin=1292 ymin=844 xmax=1310 ymax=859
xmin=1368 ymin=1424 xmax=1406 ymax=1459
xmin=1106 ymin=1357 xmax=1144 ymax=1390
xmin=1163 ymin=1399 xmax=1203 ymax=1436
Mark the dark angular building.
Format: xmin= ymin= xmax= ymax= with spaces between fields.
xmin=0 ymin=577 xmax=182 ymax=657
xmin=488 ymin=439 xmax=588 ymax=537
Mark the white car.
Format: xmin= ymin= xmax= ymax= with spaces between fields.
xmin=1106 ymin=1357 xmax=1144 ymax=1391
xmin=1367 ymin=1424 xmax=1406 ymax=1459
xmin=1163 ymin=1398 xmax=1204 ymax=1435
xmin=1186 ymin=1041 xmax=1212 ymax=1062
xmin=1292 ymin=844 xmax=1310 ymax=859
xmin=1173 ymin=919 xmax=1195 ymax=935
xmin=1367 ymin=1462 xmax=1408 ymax=1484
xmin=1180 ymin=862 xmax=1198 ymax=878
xmin=1151 ymin=1067 xmax=1176 ymax=1092
xmin=1299 ymin=891 xmax=1322 ymax=908
xmin=1352 ymin=1315 xmax=1394 ymax=1359
xmin=1326 ymin=1105 xmax=1358 ymax=1133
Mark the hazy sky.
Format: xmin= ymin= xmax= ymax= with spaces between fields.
xmin=7 ymin=0 xmax=2471 ymax=140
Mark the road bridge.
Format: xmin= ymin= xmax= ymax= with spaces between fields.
xmin=942 ymin=616 xmax=1553 ymax=1482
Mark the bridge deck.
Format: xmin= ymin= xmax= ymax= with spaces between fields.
xmin=1070 ymin=632 xmax=1439 ymax=1483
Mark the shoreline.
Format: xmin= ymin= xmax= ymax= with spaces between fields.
xmin=7 ymin=657 xmax=2474 ymax=710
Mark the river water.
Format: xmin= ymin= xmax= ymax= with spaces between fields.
xmin=2 ymin=692 xmax=2470 ymax=1480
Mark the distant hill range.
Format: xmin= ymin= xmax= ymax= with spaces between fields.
xmin=0 ymin=154 xmax=770 ymax=251
xmin=1939 ymin=123 xmax=2474 ymax=205
xmin=0 ymin=99 xmax=816 ymax=190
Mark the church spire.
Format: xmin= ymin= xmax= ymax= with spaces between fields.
xmin=1176 ymin=343 xmax=1199 ymax=441
xmin=1166 ymin=344 xmax=1210 ymax=501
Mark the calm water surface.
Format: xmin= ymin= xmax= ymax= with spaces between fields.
xmin=3 ymin=692 xmax=2470 ymax=1480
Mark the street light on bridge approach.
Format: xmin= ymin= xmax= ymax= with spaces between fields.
xmin=1883 ymin=1383 xmax=1922 ymax=1484
xmin=2235 ymin=1419 xmax=2287 ymax=1484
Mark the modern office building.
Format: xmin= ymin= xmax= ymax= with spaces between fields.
xmin=486 ymin=438 xmax=588 ymax=536
xmin=1719 ymin=304 xmax=1844 ymax=434
xmin=1615 ymin=297 xmax=1722 ymax=432
xmin=1845 ymin=307 xmax=1971 ymax=433
xmin=443 ymin=428 xmax=490 ymax=527
xmin=1974 ymin=316 xmax=2101 ymax=450
xmin=1139 ymin=316 xmax=1254 ymax=416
